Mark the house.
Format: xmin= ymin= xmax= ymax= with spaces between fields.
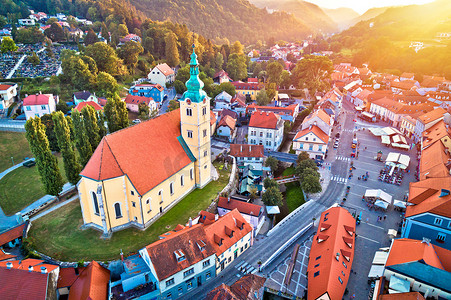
xmin=239 ymin=165 xmax=265 ymax=195
xmin=301 ymin=109 xmax=333 ymax=136
xmin=400 ymin=115 xmax=417 ymax=139
xmin=148 ymin=63 xmax=175 ymax=87
xmin=402 ymin=176 xmax=451 ymax=250
xmin=229 ymin=144 xmax=264 ymax=169
xmin=139 ymin=224 xmax=217 ymax=300
xmin=77 ymin=46 xmax=212 ymax=237
xmin=246 ymin=104 xmax=300 ymax=122
xmin=124 ymin=95 xmax=157 ymax=114
xmin=217 ymin=197 xmax=264 ymax=237
xmin=214 ymin=91 xmax=233 ymax=110
xmin=74 ymin=101 xmax=103 ymax=112
xmin=0 ymin=84 xmax=18 ymax=114
xmin=400 ymin=73 xmax=415 ymax=81
xmin=18 ymin=18 xmax=36 ymax=26
xmin=307 ymin=207 xmax=356 ymax=300
xmin=216 ymin=115 xmax=236 ymax=142
xmin=0 ymin=259 xmax=60 ymax=300
xmin=73 ymin=91 xmax=98 ymax=105
xmin=292 ymin=125 xmax=329 ymax=160
xmin=206 ymin=274 xmax=266 ymax=300
xmin=204 ymin=209 xmax=253 ymax=274
xmin=248 ymin=111 xmax=284 ymax=151
xmin=231 ymin=80 xmax=263 ymax=101
xmin=390 ymin=80 xmax=419 ymax=94
xmin=381 ymin=238 xmax=451 ymax=299
xmin=23 ymin=93 xmax=57 ymax=120
xmin=0 ymin=222 xmax=28 ymax=248
xmin=129 ymin=83 xmax=165 ymax=104
xmin=354 ymin=89 xmax=373 ymax=108
xmin=230 ymin=93 xmax=247 ymax=116
xmin=421 ymin=120 xmax=451 ymax=151
xmin=413 ymin=107 xmax=448 ymax=142
xmin=213 ymin=70 xmax=232 ymax=84
xmin=418 ymin=138 xmax=450 ymax=181
xmin=119 ymin=34 xmax=142 ymax=45
xmin=316 ymin=87 xmax=343 ymax=115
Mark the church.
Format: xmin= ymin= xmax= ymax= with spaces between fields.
xmin=77 ymin=46 xmax=212 ymax=238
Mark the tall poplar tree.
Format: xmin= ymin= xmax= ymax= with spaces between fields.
xmin=25 ymin=117 xmax=64 ymax=196
xmin=97 ymin=111 xmax=107 ymax=138
xmin=81 ymin=105 xmax=100 ymax=151
xmin=165 ymin=32 xmax=180 ymax=67
xmin=53 ymin=112 xmax=80 ymax=184
xmin=71 ymin=109 xmax=93 ymax=166
xmin=104 ymin=96 xmax=129 ymax=133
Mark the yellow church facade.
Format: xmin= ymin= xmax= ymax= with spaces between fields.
xmin=77 ymin=46 xmax=212 ymax=238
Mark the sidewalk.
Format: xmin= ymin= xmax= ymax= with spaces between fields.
xmin=30 ymin=194 xmax=79 ymax=221
xmin=0 ymin=158 xmax=34 ymax=181
xmin=20 ymin=182 xmax=75 ymax=216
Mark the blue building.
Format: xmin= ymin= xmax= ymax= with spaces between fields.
xmin=129 ymin=83 xmax=165 ymax=104
xmin=401 ymin=177 xmax=451 ymax=250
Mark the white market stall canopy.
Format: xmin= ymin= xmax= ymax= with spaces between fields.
xmin=356 ymin=106 xmax=363 ymax=111
xmin=372 ymin=251 xmax=389 ymax=265
xmin=393 ymin=200 xmax=407 ymax=209
xmin=381 ymin=135 xmax=391 ymax=145
xmin=385 ymin=152 xmax=400 ymax=163
xmin=266 ymin=206 xmax=280 ymax=215
xmin=392 ymin=143 xmax=410 ymax=150
xmin=362 ymin=111 xmax=375 ymax=118
xmin=365 ymin=189 xmax=393 ymax=204
xmin=392 ymin=135 xmax=407 ymax=145
xmin=368 ymin=265 xmax=385 ymax=279
xmin=375 ymin=200 xmax=389 ymax=210
xmin=382 ymin=127 xmax=397 ymax=136
xmin=398 ymin=154 xmax=410 ymax=168
xmin=369 ymin=127 xmax=386 ymax=136
xmin=385 ymin=152 xmax=410 ymax=168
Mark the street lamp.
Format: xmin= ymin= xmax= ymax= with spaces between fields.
xmin=11 ymin=157 xmax=14 ymax=166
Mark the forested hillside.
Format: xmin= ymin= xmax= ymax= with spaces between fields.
xmin=322 ymin=7 xmax=359 ymax=30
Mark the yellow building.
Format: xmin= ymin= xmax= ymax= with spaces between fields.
xmin=231 ymin=80 xmax=278 ymax=101
xmin=77 ymin=46 xmax=212 ymax=238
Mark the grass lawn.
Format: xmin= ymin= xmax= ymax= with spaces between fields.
xmin=0 ymin=156 xmax=66 ymax=216
xmin=282 ymin=166 xmax=296 ymax=177
xmin=284 ymin=182 xmax=305 ymax=212
xmin=28 ymin=162 xmax=230 ymax=261
xmin=0 ymin=132 xmax=33 ymax=172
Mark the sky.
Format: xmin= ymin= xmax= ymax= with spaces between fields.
xmin=307 ymin=0 xmax=436 ymax=14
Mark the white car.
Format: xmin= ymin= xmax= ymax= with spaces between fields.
xmin=132 ymin=119 xmax=141 ymax=124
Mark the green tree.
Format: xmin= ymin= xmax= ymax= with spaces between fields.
xmin=27 ymin=52 xmax=40 ymax=66
xmin=280 ymin=70 xmax=291 ymax=89
xmin=100 ymin=22 xmax=109 ymax=42
xmin=25 ymin=117 xmax=64 ymax=196
xmin=81 ymin=105 xmax=101 ymax=151
xmin=96 ymin=72 xmax=119 ymax=98
xmin=97 ymin=111 xmax=107 ymax=139
xmin=214 ymin=52 xmax=224 ymax=70
xmin=230 ymin=41 xmax=244 ymax=55
xmin=56 ymin=101 xmax=70 ymax=114
xmin=118 ymin=24 xmax=129 ymax=37
xmin=138 ymin=103 xmax=150 ymax=120
xmin=301 ymin=173 xmax=322 ymax=194
xmin=265 ymin=156 xmax=279 ymax=173
xmin=256 ymin=89 xmax=270 ymax=106
xmin=213 ymin=82 xmax=236 ymax=98
xmin=291 ymin=55 xmax=333 ymax=95
xmin=44 ymin=22 xmax=65 ymax=42
xmin=295 ymin=159 xmax=318 ymax=177
xmin=0 ymin=16 xmax=7 ymax=29
xmin=84 ymin=28 xmax=98 ymax=46
xmin=52 ymin=111 xmax=81 ymax=184
xmin=118 ymin=41 xmax=144 ymax=70
xmin=262 ymin=187 xmax=283 ymax=206
xmin=0 ymin=37 xmax=18 ymax=53
xmin=226 ymin=53 xmax=247 ymax=81
xmin=267 ymin=61 xmax=283 ymax=85
xmin=71 ymin=109 xmax=93 ymax=166
xmin=85 ymin=42 xmax=126 ymax=76
xmin=263 ymin=177 xmax=279 ymax=190
xmin=165 ymin=32 xmax=180 ymax=67
xmin=174 ymin=80 xmax=186 ymax=94
xmin=296 ymin=151 xmax=310 ymax=165
xmin=266 ymin=83 xmax=277 ymax=101
xmin=62 ymin=56 xmax=95 ymax=91
xmin=40 ymin=114 xmax=59 ymax=152
xmin=167 ymin=99 xmax=180 ymax=112
xmin=104 ymin=96 xmax=129 ymax=133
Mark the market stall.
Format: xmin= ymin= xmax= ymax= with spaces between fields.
xmin=364 ymin=189 xmax=393 ymax=204
xmin=393 ymin=200 xmax=407 ymax=211
xmin=374 ymin=200 xmax=389 ymax=210
xmin=381 ymin=135 xmax=391 ymax=146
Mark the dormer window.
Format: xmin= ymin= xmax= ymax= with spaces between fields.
xmin=197 ymin=240 xmax=206 ymax=252
xmin=174 ymin=249 xmax=185 ymax=262
xmin=225 ymin=226 xmax=234 ymax=238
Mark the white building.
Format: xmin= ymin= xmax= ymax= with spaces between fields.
xmin=301 ymin=109 xmax=333 ymax=136
xmin=214 ymin=91 xmax=233 ymax=110
xmin=216 ymin=115 xmax=236 ymax=142
xmin=248 ymin=111 xmax=284 ymax=151
xmin=229 ymin=144 xmax=265 ymax=169
xmin=147 ymin=63 xmax=175 ymax=88
xmin=124 ymin=95 xmax=157 ymax=114
xmin=23 ymin=94 xmax=57 ymax=120
xmin=18 ymin=19 xmax=36 ymax=26
xmin=0 ymin=84 xmax=18 ymax=114
xmin=292 ymin=125 xmax=329 ymax=160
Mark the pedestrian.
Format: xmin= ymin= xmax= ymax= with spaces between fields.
xmin=366 ymin=217 xmax=369 ymax=223
xmin=384 ymin=215 xmax=387 ymax=221
xmin=351 ymin=294 xmax=356 ymax=299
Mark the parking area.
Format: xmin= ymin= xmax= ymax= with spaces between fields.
xmin=340 ymin=127 xmax=417 ymax=299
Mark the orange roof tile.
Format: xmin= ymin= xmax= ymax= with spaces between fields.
xmin=204 ymin=209 xmax=253 ymax=256
xmin=230 ymin=274 xmax=266 ymax=299
xmin=303 ymin=109 xmax=331 ymax=126
xmin=246 ymin=104 xmax=298 ymax=116
xmin=210 ymin=111 xmax=217 ymax=125
xmin=391 ymin=80 xmax=417 ymax=90
xmin=0 ymin=84 xmax=13 ymax=91
xmin=417 ymin=107 xmax=446 ymax=124
xmin=229 ymin=144 xmax=264 ymax=158
xmin=218 ymin=115 xmax=236 ymax=131
xmin=0 ymin=249 xmax=15 ymax=262
xmin=57 ymin=266 xmax=86 ymax=288
xmin=145 ymin=224 xmax=216 ymax=281
xmin=80 ymin=109 xmax=193 ymax=196
xmin=124 ymin=95 xmax=154 ymax=105
xmin=379 ymin=292 xmax=425 ymax=300
xmin=307 ymin=207 xmax=356 ymax=300
xmin=249 ymin=111 xmax=281 ymax=129
xmin=419 ymin=140 xmax=450 ymax=180
xmin=294 ymin=125 xmax=329 ymax=144
xmin=0 ymin=258 xmax=59 ymax=273
xmin=206 ymin=283 xmax=238 ymax=300
xmin=0 ymin=223 xmax=27 ymax=246
xmin=155 ymin=63 xmax=174 ymax=76
xmin=406 ymin=177 xmax=451 ymax=218
xmin=68 ymin=261 xmax=110 ymax=300
xmin=0 ymin=264 xmax=50 ymax=299
xmin=422 ymin=120 xmax=450 ymax=149
xmin=386 ymin=239 xmax=451 ymax=271
xmin=23 ymin=94 xmax=52 ymax=106
xmin=217 ymin=197 xmax=262 ymax=216
xmin=74 ymin=101 xmax=102 ymax=112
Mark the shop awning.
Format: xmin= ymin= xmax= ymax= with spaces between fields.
xmin=368 ymin=265 xmax=384 ymax=279
xmin=382 ymin=127 xmax=397 ymax=136
xmin=381 ymin=135 xmax=391 ymax=145
xmin=362 ymin=111 xmax=375 ymax=118
xmin=392 ymin=143 xmax=410 ymax=150
xmin=398 ymin=154 xmax=410 ymax=167
xmin=374 ymin=200 xmax=389 ymax=210
xmin=372 ymin=251 xmax=389 ymax=265
xmin=385 ymin=152 xmax=400 ymax=163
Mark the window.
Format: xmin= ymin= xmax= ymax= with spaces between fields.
xmin=245 ymin=243 xmax=248 ymax=249
xmin=305 ymin=137 xmax=309 ymax=141
xmin=309 ymin=144 xmax=313 ymax=151
xmin=202 ymin=107 xmax=207 ymax=115
xmin=318 ymin=145 xmax=322 ymax=151
xmin=341 ymin=270 xmax=345 ymax=276
xmin=203 ymin=260 xmax=210 ymax=268
xmin=170 ymin=182 xmax=174 ymax=195
xmin=187 ymin=281 xmax=193 ymax=289
xmin=314 ymin=263 xmax=319 ymax=268
xmin=437 ymin=232 xmax=446 ymax=242
xmin=183 ymin=268 xmax=194 ymax=278
xmin=206 ymin=271 xmax=211 ymax=279
xmin=314 ymin=271 xmax=320 ymax=277
xmin=178 ymin=287 xmax=183 ymax=295
xmin=299 ymin=143 xmax=304 ymax=150
xmin=146 ymin=198 xmax=152 ymax=212
xmin=181 ymin=175 xmax=184 ymax=186
xmin=338 ymin=276 xmax=343 ymax=284
xmin=186 ymin=108 xmax=192 ymax=116
xmin=166 ymin=292 xmax=172 ymax=299
xmin=315 ymin=255 xmax=321 ymax=260
xmin=166 ymin=278 xmax=174 ymax=286
xmin=187 ymin=130 xmax=193 ymax=138
xmin=132 ymin=201 xmax=136 ymax=207
xmin=228 ymin=257 xmax=231 ymax=263
xmin=203 ymin=129 xmax=207 ymax=137
xmin=190 ymin=168 xmax=194 ymax=180
xmin=313 ymin=138 xmax=316 ymax=141
xmin=266 ymin=132 xmax=272 ymax=138
xmin=259 ymin=132 xmax=263 ymax=137
xmin=91 ymin=192 xmax=99 ymax=215
xmin=41 ymin=105 xmax=46 ymax=110
xmin=434 ymin=218 xmax=443 ymax=226
xmin=26 ymin=106 xmax=31 ymax=111
xmin=114 ymin=203 xmax=122 ymax=218
xmin=342 ymin=261 xmax=347 ymax=268
xmin=204 ymin=165 xmax=207 ymax=169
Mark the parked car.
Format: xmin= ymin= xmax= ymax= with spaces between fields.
xmin=132 ymin=119 xmax=141 ymax=124
xmin=335 ymin=133 xmax=340 ymax=138
xmin=23 ymin=160 xmax=36 ymax=168
xmin=334 ymin=141 xmax=339 ymax=149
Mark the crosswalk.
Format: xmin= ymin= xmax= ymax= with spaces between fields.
xmin=335 ymin=155 xmax=351 ymax=162
xmin=331 ymin=175 xmax=348 ymax=184
xmin=235 ymin=261 xmax=257 ymax=275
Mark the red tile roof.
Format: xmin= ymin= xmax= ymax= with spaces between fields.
xmin=0 ymin=258 xmax=59 ymax=273
xmin=74 ymin=101 xmax=103 ymax=112
xmin=406 ymin=177 xmax=451 ymax=218
xmin=0 ymin=223 xmax=27 ymax=247
xmin=124 ymin=95 xmax=154 ymax=105
xmin=135 ymin=83 xmax=164 ymax=92
xmin=303 ymin=109 xmax=331 ymax=126
xmin=0 ymin=84 xmax=13 ymax=91
xmin=231 ymin=81 xmax=262 ymax=91
xmin=229 ymin=144 xmax=264 ymax=158
xmin=217 ymin=197 xmax=262 ymax=216
xmin=391 ymin=80 xmax=417 ymax=91
xmin=386 ymin=239 xmax=451 ymax=272
xmin=307 ymin=207 xmax=356 ymax=300
xmin=218 ymin=115 xmax=236 ymax=131
xmin=246 ymin=104 xmax=298 ymax=116
xmin=294 ymin=125 xmax=329 ymax=144
xmin=206 ymin=283 xmax=238 ymax=300
xmin=23 ymin=94 xmax=52 ymax=106
xmin=145 ymin=224 xmax=216 ymax=281
xmin=419 ymin=140 xmax=450 ymax=180
xmin=203 ymin=209 xmax=253 ymax=256
xmin=206 ymin=274 xmax=266 ymax=300
xmin=400 ymin=72 xmax=415 ymax=79
xmin=210 ymin=111 xmax=217 ymax=125
xmin=80 ymin=109 xmax=193 ymax=196
xmin=379 ymin=292 xmax=425 ymax=300
xmin=417 ymin=107 xmax=446 ymax=124
xmin=422 ymin=120 xmax=450 ymax=149
xmin=0 ymin=264 xmax=50 ymax=299
xmin=0 ymin=249 xmax=15 ymax=262
xmin=68 ymin=261 xmax=110 ymax=300
xmin=249 ymin=111 xmax=281 ymax=129
xmin=58 ymin=267 xmax=86 ymax=288
xmin=155 ymin=63 xmax=174 ymax=76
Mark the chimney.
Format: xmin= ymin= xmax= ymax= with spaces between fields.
xmin=228 ymin=197 xmax=230 ymax=203
xmin=74 ymin=267 xmax=79 ymax=275
xmin=6 ymin=262 xmax=13 ymax=269
xmin=40 ymin=266 xmax=47 ymax=274
xmin=28 ymin=265 xmax=33 ymax=272
xmin=120 ymin=249 xmax=124 ymax=262
xmin=189 ymin=217 xmax=192 ymax=228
